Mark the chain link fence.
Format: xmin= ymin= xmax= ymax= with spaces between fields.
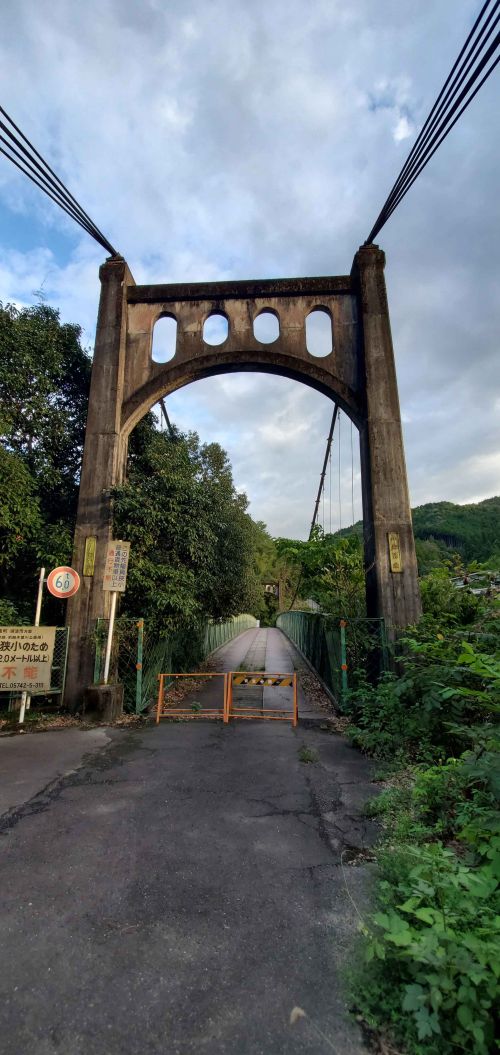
xmin=276 ymin=610 xmax=388 ymax=703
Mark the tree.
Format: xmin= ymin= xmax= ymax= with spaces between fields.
xmin=0 ymin=301 xmax=91 ymax=620
xmin=112 ymin=423 xmax=262 ymax=631
xmin=275 ymin=528 xmax=365 ymax=618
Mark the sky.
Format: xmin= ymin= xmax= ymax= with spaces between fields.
xmin=0 ymin=0 xmax=499 ymax=539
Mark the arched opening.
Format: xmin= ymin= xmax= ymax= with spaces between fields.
xmin=119 ymin=373 xmax=364 ymax=680
xmin=203 ymin=312 xmax=229 ymax=346
xmin=253 ymin=310 xmax=280 ymax=344
xmin=151 ymin=314 xmax=177 ymax=363
xmin=306 ymin=308 xmax=333 ymax=358
xmin=137 ymin=372 xmax=362 ymax=540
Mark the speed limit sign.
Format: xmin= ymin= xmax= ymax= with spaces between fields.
xmin=47 ymin=566 xmax=81 ymax=599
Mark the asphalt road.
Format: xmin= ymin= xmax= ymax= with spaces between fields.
xmin=0 ymin=631 xmax=376 ymax=1055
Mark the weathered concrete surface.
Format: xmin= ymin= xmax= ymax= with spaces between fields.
xmin=353 ymin=245 xmax=422 ymax=631
xmin=0 ymin=630 xmax=376 ymax=1055
xmin=0 ymin=727 xmax=112 ymax=816
xmin=66 ymin=245 xmax=421 ymax=708
xmin=83 ymin=682 xmax=124 ymax=722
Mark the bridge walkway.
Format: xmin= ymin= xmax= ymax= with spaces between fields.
xmin=161 ymin=626 xmax=317 ymax=720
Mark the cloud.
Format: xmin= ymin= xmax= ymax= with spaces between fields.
xmin=0 ymin=0 xmax=498 ymax=538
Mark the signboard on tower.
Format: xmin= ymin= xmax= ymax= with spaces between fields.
xmin=103 ymin=541 xmax=131 ymax=592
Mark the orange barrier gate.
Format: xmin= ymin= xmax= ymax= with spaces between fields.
xmin=226 ymin=672 xmax=298 ymax=727
xmin=156 ymin=673 xmax=228 ymax=722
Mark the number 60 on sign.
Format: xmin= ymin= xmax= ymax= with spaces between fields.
xmin=47 ymin=566 xmax=81 ymax=598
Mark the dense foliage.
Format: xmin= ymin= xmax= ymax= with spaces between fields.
xmin=112 ymin=418 xmax=263 ymax=631
xmin=0 ymin=301 xmax=91 ymax=623
xmin=345 ymin=578 xmax=500 ymax=1053
xmin=275 ymin=528 xmax=365 ymax=618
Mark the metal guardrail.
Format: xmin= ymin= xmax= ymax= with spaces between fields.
xmin=276 ymin=611 xmax=388 ymax=701
xmin=95 ymin=613 xmax=259 ymax=714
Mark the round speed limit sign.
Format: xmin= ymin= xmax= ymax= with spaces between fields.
xmin=47 ymin=566 xmax=81 ymax=599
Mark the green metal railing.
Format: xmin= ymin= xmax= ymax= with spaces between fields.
xmin=94 ymin=613 xmax=258 ymax=713
xmin=276 ymin=610 xmax=388 ymax=702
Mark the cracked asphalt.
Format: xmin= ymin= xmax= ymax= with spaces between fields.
xmin=0 ymin=630 xmax=377 ymax=1054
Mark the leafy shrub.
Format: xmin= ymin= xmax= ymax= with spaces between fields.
xmin=350 ymin=625 xmax=500 ymax=1052
xmin=357 ymin=841 xmax=500 ymax=1054
xmin=344 ymin=634 xmax=500 ymax=764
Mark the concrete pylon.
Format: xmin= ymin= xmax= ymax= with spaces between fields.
xmin=353 ymin=244 xmax=422 ymax=630
xmin=65 ymin=257 xmax=133 ymax=708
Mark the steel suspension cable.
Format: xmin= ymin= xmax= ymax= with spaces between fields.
xmin=0 ymin=135 xmax=102 ymax=243
xmin=338 ymin=411 xmax=342 ymax=531
xmin=0 ymin=105 xmax=118 ymax=255
xmin=379 ymin=0 xmax=499 ymax=220
xmin=309 ymin=405 xmax=339 ymax=539
xmin=366 ymin=0 xmax=500 ymax=243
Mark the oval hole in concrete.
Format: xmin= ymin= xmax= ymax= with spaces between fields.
xmin=306 ymin=308 xmax=332 ymax=358
xmin=152 ymin=315 xmax=177 ymax=363
xmin=203 ymin=313 xmax=228 ymax=346
xmin=253 ymin=310 xmax=280 ymax=344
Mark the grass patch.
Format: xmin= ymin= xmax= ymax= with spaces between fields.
xmin=298 ymin=745 xmax=319 ymax=764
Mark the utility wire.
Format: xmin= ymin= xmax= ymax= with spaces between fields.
xmin=0 ymin=105 xmax=118 ymax=255
xmin=366 ymin=0 xmax=500 ymax=243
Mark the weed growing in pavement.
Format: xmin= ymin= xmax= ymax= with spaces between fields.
xmin=298 ymin=745 xmax=319 ymax=764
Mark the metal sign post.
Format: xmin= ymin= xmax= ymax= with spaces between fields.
xmin=102 ymin=591 xmax=118 ymax=685
xmin=19 ymin=567 xmax=46 ymax=723
xmin=102 ymin=541 xmax=130 ymax=685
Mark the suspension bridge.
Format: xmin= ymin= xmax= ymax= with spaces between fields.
xmin=0 ymin=2 xmax=498 ymax=707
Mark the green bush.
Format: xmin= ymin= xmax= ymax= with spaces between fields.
xmin=357 ymin=840 xmax=500 ymax=1054
xmin=344 ymin=632 xmax=500 ymax=764
xmin=350 ymin=621 xmax=500 ymax=1052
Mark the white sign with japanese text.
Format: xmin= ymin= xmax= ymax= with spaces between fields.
xmin=103 ymin=540 xmax=131 ymax=592
xmin=0 ymin=626 xmax=56 ymax=692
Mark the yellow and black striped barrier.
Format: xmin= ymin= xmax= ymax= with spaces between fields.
xmin=231 ymin=673 xmax=293 ymax=687
xmin=226 ymin=671 xmax=298 ymax=726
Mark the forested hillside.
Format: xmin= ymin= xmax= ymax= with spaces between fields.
xmin=337 ymin=496 xmax=500 ymax=571
xmin=412 ymin=497 xmax=500 ymax=563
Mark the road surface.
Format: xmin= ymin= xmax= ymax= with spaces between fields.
xmin=0 ymin=628 xmax=376 ymax=1054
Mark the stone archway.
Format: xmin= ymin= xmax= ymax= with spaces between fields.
xmin=65 ymin=246 xmax=421 ymax=707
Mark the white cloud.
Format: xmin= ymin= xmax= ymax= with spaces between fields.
xmin=0 ymin=0 xmax=498 ymax=538
xmin=393 ymin=115 xmax=414 ymax=142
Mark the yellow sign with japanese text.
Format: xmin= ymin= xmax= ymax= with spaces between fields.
xmin=83 ymin=536 xmax=96 ymax=576
xmin=388 ymin=532 xmax=403 ymax=573
xmin=0 ymin=626 xmax=56 ymax=692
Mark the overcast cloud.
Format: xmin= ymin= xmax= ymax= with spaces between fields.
xmin=0 ymin=0 xmax=498 ymax=538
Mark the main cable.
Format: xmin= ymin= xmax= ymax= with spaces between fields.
xmin=0 ymin=105 xmax=118 ymax=255
xmin=366 ymin=0 xmax=500 ymax=243
xmin=380 ymin=0 xmax=499 ymax=220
